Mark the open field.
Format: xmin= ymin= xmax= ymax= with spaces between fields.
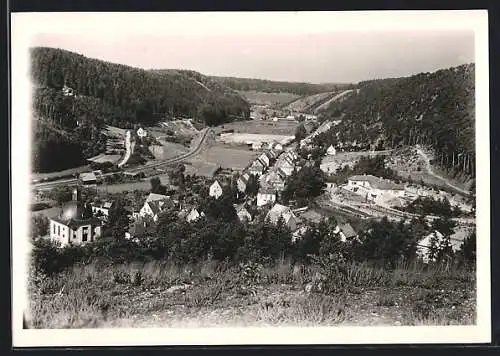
xmin=28 ymin=260 xmax=476 ymax=328
xmin=183 ymin=160 xmax=219 ymax=178
xmin=96 ymin=174 xmax=171 ymax=194
xmin=218 ymin=119 xmax=298 ymax=136
xmin=219 ymin=133 xmax=295 ymax=146
xmin=187 ymin=146 xmax=259 ymax=171
xmin=31 ymin=206 xmax=61 ymax=219
xmin=32 ymin=165 xmax=92 ymax=181
xmin=149 ymin=140 xmax=190 ymax=160
xmin=236 ymin=90 xmax=301 ymax=106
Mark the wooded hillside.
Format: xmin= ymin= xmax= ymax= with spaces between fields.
xmin=316 ymin=64 xmax=475 ymax=178
xmin=210 ymin=76 xmax=354 ymax=96
xmin=30 ymin=47 xmax=250 ymax=172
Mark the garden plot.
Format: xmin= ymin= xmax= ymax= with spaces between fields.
xmin=188 ymin=146 xmax=259 ymax=171
xmin=219 ymin=120 xmax=298 ymax=136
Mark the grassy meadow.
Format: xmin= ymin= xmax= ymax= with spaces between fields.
xmin=27 ymin=259 xmax=475 ymax=328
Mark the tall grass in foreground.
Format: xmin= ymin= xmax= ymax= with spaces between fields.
xmin=27 ymin=259 xmax=475 ymax=328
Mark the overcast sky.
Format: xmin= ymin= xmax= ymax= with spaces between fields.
xmin=20 ymin=12 xmax=476 ymax=84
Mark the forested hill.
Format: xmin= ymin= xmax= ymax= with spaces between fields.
xmin=31 ymin=47 xmax=250 ymax=126
xmin=30 ymin=47 xmax=250 ymax=173
xmin=210 ymin=76 xmax=354 ymax=96
xmin=316 ymin=64 xmax=475 ymax=178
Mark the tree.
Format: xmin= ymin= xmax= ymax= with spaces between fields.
xmin=83 ymin=202 xmax=94 ymax=219
xmin=204 ymin=195 xmax=237 ymax=223
xmin=31 ymin=215 xmax=49 ymax=240
xmin=295 ymin=123 xmax=307 ymax=142
xmin=458 ymin=231 xmax=476 ymax=267
xmin=48 ymin=186 xmax=74 ymax=205
xmin=31 ymin=238 xmax=63 ymax=275
xmin=150 ymin=176 xmax=165 ymax=194
xmin=282 ymin=165 xmax=326 ymax=204
xmin=168 ymin=164 xmax=186 ymax=188
xmin=105 ymin=199 xmax=132 ymax=240
xmin=354 ymin=217 xmax=419 ymax=267
xmin=430 ymin=216 xmax=456 ymax=262
xmin=245 ymin=174 xmax=260 ymax=197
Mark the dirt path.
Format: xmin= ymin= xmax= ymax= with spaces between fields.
xmin=117 ymin=131 xmax=132 ymax=168
xmin=415 ymin=147 xmax=470 ymax=196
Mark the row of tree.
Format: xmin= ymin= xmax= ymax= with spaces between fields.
xmin=210 ymin=76 xmax=354 ymax=96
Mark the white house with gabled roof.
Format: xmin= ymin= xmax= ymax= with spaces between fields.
xmin=209 ymin=180 xmax=223 ymax=199
xmin=326 ymin=145 xmax=337 ymax=156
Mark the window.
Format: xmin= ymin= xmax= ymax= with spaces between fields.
xmin=57 ymin=225 xmax=60 ymax=236
xmin=82 ymin=226 xmax=89 ymax=242
xmin=53 ymin=223 xmax=56 ymax=234
xmin=73 ymin=231 xmax=77 ymax=239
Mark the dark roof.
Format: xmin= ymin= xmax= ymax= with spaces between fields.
xmin=259 ymin=187 xmax=277 ymax=195
xmin=51 ymin=215 xmax=102 ymax=230
xmin=300 ymin=210 xmax=325 ymax=224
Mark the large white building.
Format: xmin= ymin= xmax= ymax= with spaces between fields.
xmin=345 ymin=174 xmax=405 ymax=204
xmin=49 ymin=188 xmax=102 ymax=247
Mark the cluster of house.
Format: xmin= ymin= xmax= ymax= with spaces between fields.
xmin=266 ymin=203 xmax=359 ymax=243
xmin=46 ymin=186 xmax=447 ymax=264
xmin=237 ymin=148 xmax=300 ymax=207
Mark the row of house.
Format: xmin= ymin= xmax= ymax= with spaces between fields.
xmin=256 ymin=150 xmax=299 ymax=207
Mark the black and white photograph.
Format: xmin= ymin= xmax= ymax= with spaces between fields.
xmin=11 ymin=10 xmax=490 ymax=346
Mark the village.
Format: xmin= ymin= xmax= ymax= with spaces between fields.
xmin=33 ymin=109 xmax=475 ymax=265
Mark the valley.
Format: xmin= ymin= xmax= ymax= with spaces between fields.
xmin=27 ymin=48 xmax=477 ymax=330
